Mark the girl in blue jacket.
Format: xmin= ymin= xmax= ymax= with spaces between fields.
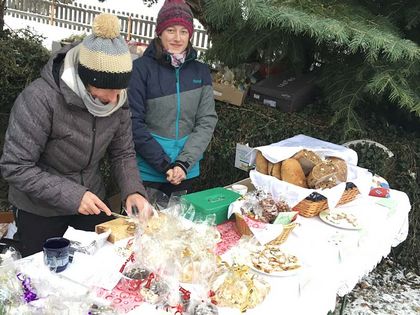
xmin=128 ymin=0 xmax=218 ymax=197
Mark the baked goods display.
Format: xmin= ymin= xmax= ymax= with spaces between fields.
xmin=253 ymin=147 xmax=361 ymax=218
xmin=251 ymin=245 xmax=301 ymax=274
xmin=255 ymin=149 xmax=348 ymax=189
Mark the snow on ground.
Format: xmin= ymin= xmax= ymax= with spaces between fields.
xmin=74 ymin=0 xmax=164 ymax=15
xmin=4 ymin=15 xmax=86 ymax=49
xmin=333 ymin=258 xmax=420 ymax=315
xmin=4 ymin=0 xmax=165 ymax=50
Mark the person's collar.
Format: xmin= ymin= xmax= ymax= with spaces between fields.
xmin=60 ymin=46 xmax=127 ymax=117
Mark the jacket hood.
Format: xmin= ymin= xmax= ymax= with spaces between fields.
xmin=40 ymin=42 xmax=86 ymax=110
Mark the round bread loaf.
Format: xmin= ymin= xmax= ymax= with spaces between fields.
xmin=271 ymin=162 xmax=282 ymax=180
xmin=328 ymin=156 xmax=347 ymax=183
xmin=255 ymin=150 xmax=268 ymax=174
xmin=267 ymin=162 xmax=274 ymax=176
xmin=292 ymin=149 xmax=322 ymax=176
xmin=307 ymin=160 xmax=340 ymax=189
xmin=281 ymin=158 xmax=307 ymax=188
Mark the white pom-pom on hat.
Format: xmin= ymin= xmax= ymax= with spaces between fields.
xmin=92 ymin=13 xmax=121 ymax=39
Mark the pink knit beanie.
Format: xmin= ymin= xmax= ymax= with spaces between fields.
xmin=156 ymin=0 xmax=194 ymax=39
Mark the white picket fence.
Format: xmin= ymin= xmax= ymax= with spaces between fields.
xmin=5 ymin=0 xmax=210 ymax=56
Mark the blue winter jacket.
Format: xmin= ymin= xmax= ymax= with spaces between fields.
xmin=128 ymin=39 xmax=218 ymax=182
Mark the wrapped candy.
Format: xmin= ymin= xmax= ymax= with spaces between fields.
xmin=209 ymin=263 xmax=270 ymax=312
xmin=139 ymin=273 xmax=170 ymax=305
xmin=189 ymin=301 xmax=218 ymax=315
xmin=135 ymin=210 xmax=219 ymax=285
xmin=239 ymin=190 xmax=290 ymax=224
xmin=120 ymin=262 xmax=151 ymax=292
xmin=0 ymin=248 xmax=25 ymax=313
xmin=16 ymin=273 xmax=38 ymax=303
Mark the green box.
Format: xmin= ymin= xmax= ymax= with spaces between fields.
xmin=182 ymin=187 xmax=241 ymax=224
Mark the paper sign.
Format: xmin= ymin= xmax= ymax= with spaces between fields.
xmin=234 ymin=143 xmax=254 ymax=171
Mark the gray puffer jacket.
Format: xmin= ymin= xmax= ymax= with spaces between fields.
xmin=0 ymin=43 xmax=146 ymax=217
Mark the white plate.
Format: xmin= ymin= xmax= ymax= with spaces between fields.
xmin=249 ymin=246 xmax=303 ymax=277
xmin=319 ymin=210 xmax=362 ymax=230
xmin=250 ymin=264 xmax=302 ymax=277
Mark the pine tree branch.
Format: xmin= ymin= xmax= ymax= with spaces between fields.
xmin=205 ymin=0 xmax=420 ymax=62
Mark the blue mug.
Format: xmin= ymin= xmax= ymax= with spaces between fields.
xmin=43 ymin=237 xmax=70 ymax=273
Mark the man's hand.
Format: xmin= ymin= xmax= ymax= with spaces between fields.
xmin=126 ymin=193 xmax=151 ymax=220
xmin=78 ymin=191 xmax=112 ymax=216
xmin=166 ymin=166 xmax=186 ymax=185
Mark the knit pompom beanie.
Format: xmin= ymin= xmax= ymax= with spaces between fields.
xmin=78 ymin=13 xmax=132 ymax=89
xmin=156 ymin=0 xmax=194 ymax=39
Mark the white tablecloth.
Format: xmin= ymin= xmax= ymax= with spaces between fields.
xmin=217 ymin=189 xmax=411 ymax=315
xmin=20 ymin=189 xmax=411 ymax=315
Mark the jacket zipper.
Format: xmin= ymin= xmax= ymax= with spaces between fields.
xmin=80 ymin=117 xmax=97 ymax=185
xmin=173 ymin=56 xmax=192 ymax=140
xmin=175 ymin=68 xmax=181 ymax=140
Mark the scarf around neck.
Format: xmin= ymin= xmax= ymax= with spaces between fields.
xmin=60 ymin=45 xmax=127 ymax=117
xmin=167 ymin=50 xmax=187 ymax=68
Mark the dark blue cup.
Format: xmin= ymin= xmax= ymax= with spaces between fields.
xmin=43 ymin=237 xmax=70 ymax=273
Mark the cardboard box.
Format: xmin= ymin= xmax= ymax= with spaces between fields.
xmin=95 ymin=218 xmax=135 ymax=243
xmin=0 ymin=211 xmax=14 ymax=224
xmin=250 ymin=72 xmax=317 ymax=112
xmin=213 ymin=82 xmax=248 ymax=106
xmin=234 ymin=143 xmax=254 ymax=171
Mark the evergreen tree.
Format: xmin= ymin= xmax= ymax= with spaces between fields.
xmin=201 ymin=0 xmax=420 ymax=139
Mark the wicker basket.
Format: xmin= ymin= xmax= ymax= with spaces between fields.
xmin=234 ymin=213 xmax=298 ymax=245
xmin=292 ymin=186 xmax=360 ymax=218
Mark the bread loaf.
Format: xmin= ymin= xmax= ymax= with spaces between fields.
xmin=292 ymin=149 xmax=322 ymax=176
xmin=267 ymin=162 xmax=274 ymax=176
xmin=328 ymin=157 xmax=347 ymax=183
xmin=281 ymin=159 xmax=307 ymax=188
xmin=271 ymin=162 xmax=282 ymax=180
xmin=307 ymin=160 xmax=340 ymax=189
xmin=255 ymin=150 xmax=268 ymax=174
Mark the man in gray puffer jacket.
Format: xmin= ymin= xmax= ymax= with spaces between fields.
xmin=0 ymin=14 xmax=149 ymax=257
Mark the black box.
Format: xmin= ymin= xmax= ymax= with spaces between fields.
xmin=249 ymin=72 xmax=317 ymax=112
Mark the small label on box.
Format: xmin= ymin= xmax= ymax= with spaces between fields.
xmin=263 ymin=99 xmax=277 ymax=108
